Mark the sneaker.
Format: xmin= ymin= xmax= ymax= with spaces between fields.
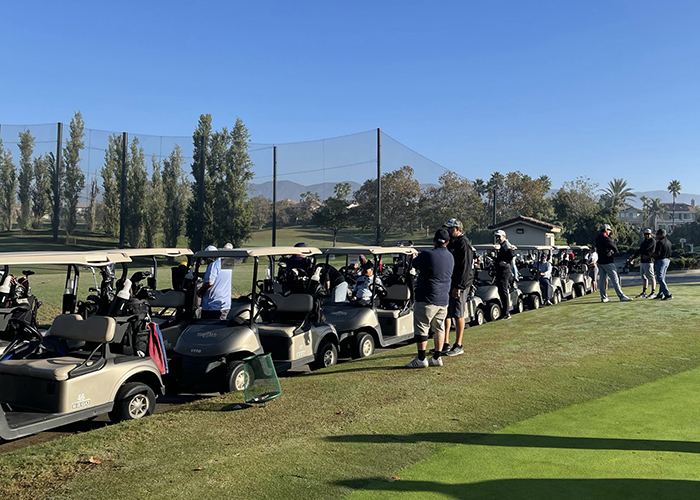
xmin=645 ymin=291 xmax=656 ymax=298
xmin=545 ymin=300 xmax=553 ymax=306
xmin=662 ymin=295 xmax=673 ymax=301
xmin=405 ymin=357 xmax=428 ymax=369
xmin=635 ymin=292 xmax=647 ymax=298
xmin=429 ymin=343 xmax=449 ymax=355
xmin=446 ymin=345 xmax=464 ymax=356
xmin=601 ymin=297 xmax=610 ymax=303
xmin=653 ymin=294 xmax=664 ymax=300
xmin=501 ymin=314 xmax=511 ymax=320
xmin=620 ymin=296 xmax=632 ymax=302
xmin=428 ymin=357 xmax=443 ymax=367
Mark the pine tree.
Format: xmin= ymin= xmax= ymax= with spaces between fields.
xmin=162 ymin=145 xmax=189 ymax=248
xmin=17 ymin=129 xmax=35 ymax=232
xmin=186 ymin=115 xmax=215 ymax=250
xmin=31 ymin=154 xmax=51 ymax=229
xmin=143 ymin=155 xmax=164 ymax=247
xmin=0 ymin=139 xmax=17 ymax=231
xmin=62 ymin=111 xmax=86 ymax=234
xmin=100 ymin=134 xmax=122 ymax=237
xmin=124 ymin=138 xmax=147 ymax=247
xmin=85 ymin=173 xmax=99 ymax=232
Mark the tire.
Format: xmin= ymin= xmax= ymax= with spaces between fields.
xmin=514 ymin=298 xmax=524 ymax=314
xmin=222 ymin=360 xmax=250 ymax=393
xmin=312 ymin=341 xmax=338 ymax=370
xmin=109 ymin=382 xmax=156 ymax=423
xmin=353 ymin=332 xmax=375 ymax=359
xmin=554 ymin=290 xmax=562 ymax=304
xmin=471 ymin=307 xmax=486 ymax=326
xmin=529 ymin=294 xmax=541 ymax=310
xmin=487 ymin=302 xmax=501 ymax=322
xmin=574 ymin=285 xmax=583 ymax=298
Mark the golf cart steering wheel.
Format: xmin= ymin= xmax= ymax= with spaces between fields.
xmin=373 ymin=283 xmax=388 ymax=298
xmin=8 ymin=318 xmax=42 ymax=344
xmin=256 ymin=294 xmax=277 ymax=311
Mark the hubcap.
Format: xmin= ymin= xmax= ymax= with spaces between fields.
xmin=129 ymin=394 xmax=149 ymax=418
xmin=323 ymin=347 xmax=336 ymax=367
xmin=361 ymin=338 xmax=372 ymax=357
xmin=234 ymin=370 xmax=248 ymax=391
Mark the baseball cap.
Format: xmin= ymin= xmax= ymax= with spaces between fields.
xmin=294 ymin=242 xmax=307 ymax=248
xmin=643 ymin=228 xmax=653 ymax=235
xmin=494 ymin=229 xmax=506 ymax=237
xmin=204 ymin=245 xmax=217 ymax=251
xmin=443 ymin=218 xmax=463 ymax=230
xmin=600 ymin=224 xmax=611 ymax=232
xmin=434 ymin=229 xmax=450 ymax=244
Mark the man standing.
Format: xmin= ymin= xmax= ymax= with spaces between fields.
xmin=199 ymin=245 xmax=233 ymax=319
xmin=629 ymin=228 xmax=657 ymax=298
xmin=443 ymin=218 xmax=474 ymax=357
xmin=653 ymin=228 xmax=673 ymax=300
xmin=534 ymin=253 xmax=553 ymax=306
xmin=493 ymin=230 xmax=515 ymax=320
xmin=594 ymin=224 xmax=632 ymax=303
xmin=406 ymin=229 xmax=454 ymax=368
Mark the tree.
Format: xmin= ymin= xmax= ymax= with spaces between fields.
xmin=419 ymin=172 xmax=482 ymax=236
xmin=124 ymin=138 xmax=147 ymax=247
xmin=17 ymin=130 xmax=35 ymax=232
xmin=62 ymin=111 xmax=86 ymax=235
xmin=250 ymin=195 xmax=272 ymax=230
xmin=603 ymin=178 xmax=636 ymax=209
xmin=668 ymin=179 xmax=682 ymax=231
xmin=552 ymin=176 xmax=599 ymax=243
xmin=500 ymin=172 xmax=553 ymax=220
xmin=352 ymin=165 xmax=421 ymax=244
xmin=275 ymin=199 xmax=298 ymax=226
xmin=648 ymin=198 xmax=666 ymax=231
xmin=47 ymin=151 xmax=62 ymax=239
xmin=31 ymin=154 xmax=51 ymax=228
xmin=100 ymin=134 xmax=123 ymax=237
xmin=0 ymin=139 xmax=17 ymax=231
xmin=313 ymin=182 xmax=353 ymax=246
xmin=143 ymin=156 xmax=164 ymax=247
xmin=85 ymin=173 xmax=99 ymax=232
xmin=298 ymin=191 xmax=321 ymax=228
xmin=162 ymin=145 xmax=189 ymax=248
xmin=186 ymin=115 xmax=215 ymax=250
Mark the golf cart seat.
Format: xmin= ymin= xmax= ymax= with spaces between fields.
xmin=148 ymin=290 xmax=186 ymax=309
xmin=377 ymin=284 xmax=412 ymax=319
xmin=256 ymin=293 xmax=313 ymax=338
xmin=0 ymin=315 xmax=116 ymax=382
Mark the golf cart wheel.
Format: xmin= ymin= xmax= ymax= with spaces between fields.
xmin=353 ymin=332 xmax=375 ymax=359
xmin=223 ymin=361 xmax=250 ymax=393
xmin=554 ymin=290 xmax=562 ymax=304
xmin=312 ymin=341 xmax=338 ymax=370
xmin=109 ymin=382 xmax=156 ymax=423
xmin=487 ymin=302 xmax=501 ymax=322
xmin=574 ymin=285 xmax=583 ymax=298
xmin=514 ymin=298 xmax=524 ymax=314
xmin=529 ymin=295 xmax=540 ymax=310
xmin=471 ymin=307 xmax=485 ymax=326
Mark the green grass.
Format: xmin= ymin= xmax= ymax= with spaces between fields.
xmin=344 ymin=366 xmax=700 ymax=499
xmin=1 ymin=283 xmax=699 ymax=499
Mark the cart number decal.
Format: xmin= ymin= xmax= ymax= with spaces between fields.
xmin=72 ymin=393 xmax=91 ymax=409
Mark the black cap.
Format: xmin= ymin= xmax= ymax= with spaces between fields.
xmin=294 ymin=242 xmax=307 ymax=248
xmin=435 ymin=229 xmax=450 ymax=244
xmin=362 ymin=261 xmax=374 ymax=270
xmin=656 ymin=228 xmax=666 ymax=236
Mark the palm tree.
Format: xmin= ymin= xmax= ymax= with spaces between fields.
xmin=603 ymin=178 xmax=636 ymax=209
xmin=639 ymin=195 xmax=650 ymax=226
xmin=648 ymin=198 xmax=666 ymax=231
xmin=668 ymin=179 xmax=682 ymax=231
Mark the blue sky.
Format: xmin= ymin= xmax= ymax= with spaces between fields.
xmin=1 ymin=1 xmax=699 ymax=196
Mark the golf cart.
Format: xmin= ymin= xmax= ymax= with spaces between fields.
xmin=513 ymin=245 xmax=551 ymax=310
xmin=568 ymin=245 xmax=593 ymax=296
xmin=552 ymin=245 xmax=576 ymax=301
xmin=0 ymin=251 xmax=164 ymax=441
xmin=473 ymin=244 xmax=524 ymax=321
xmin=173 ymin=247 xmax=338 ymax=394
xmin=317 ymin=246 xmax=421 ymax=359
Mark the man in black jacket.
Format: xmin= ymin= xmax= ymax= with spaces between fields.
xmin=443 ymin=218 xmax=474 ymax=356
xmin=594 ymin=224 xmax=632 ymax=303
xmin=493 ymin=230 xmax=514 ymax=320
xmin=629 ymin=228 xmax=657 ymax=298
xmin=653 ymin=228 xmax=673 ymax=300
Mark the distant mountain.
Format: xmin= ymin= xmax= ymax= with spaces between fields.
xmin=250 ymin=180 xmax=362 ymax=201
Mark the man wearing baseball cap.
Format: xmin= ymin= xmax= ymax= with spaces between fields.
xmin=594 ymin=224 xmax=632 ymax=303
xmin=629 ymin=228 xmax=657 ymax=298
xmin=652 ymin=228 xmax=673 ymax=300
xmin=441 ymin=218 xmax=474 ymax=356
xmin=493 ymin=229 xmax=515 ymax=319
xmin=406 ymin=229 xmax=454 ymax=368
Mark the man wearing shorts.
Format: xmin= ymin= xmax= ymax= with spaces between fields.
xmin=587 ymin=248 xmax=599 ymax=292
xmin=442 ymin=218 xmax=474 ymax=357
xmin=405 ymin=229 xmax=454 ymax=369
xmin=629 ymin=228 xmax=656 ymax=298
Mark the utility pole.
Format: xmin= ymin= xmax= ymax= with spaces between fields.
xmin=118 ymin=132 xmax=127 ymax=248
xmin=376 ymin=128 xmax=381 ymax=246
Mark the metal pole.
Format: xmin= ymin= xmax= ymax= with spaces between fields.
xmin=376 ymin=128 xmax=381 ymax=246
xmin=272 ymin=146 xmax=277 ymax=246
xmin=53 ymin=122 xmax=63 ymax=242
xmin=119 ymin=132 xmax=128 ymax=248
xmin=195 ymin=135 xmax=206 ymax=252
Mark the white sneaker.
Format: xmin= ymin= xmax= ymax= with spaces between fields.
xmin=620 ymin=296 xmax=632 ymax=302
xmin=428 ymin=357 xmax=443 ymax=367
xmin=405 ymin=357 xmax=428 ymax=369
xmin=601 ymin=297 xmax=610 ymax=303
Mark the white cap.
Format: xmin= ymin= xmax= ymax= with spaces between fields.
xmin=204 ymin=245 xmax=217 ymax=251
xmin=494 ymin=230 xmax=506 ymax=237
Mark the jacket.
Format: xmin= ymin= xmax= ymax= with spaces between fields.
xmin=654 ymin=237 xmax=672 ymax=260
xmin=631 ymin=238 xmax=657 ymax=263
xmin=595 ymin=233 xmax=618 ymax=265
xmin=495 ymin=240 xmax=514 ymax=276
xmin=447 ymin=234 xmax=474 ymax=292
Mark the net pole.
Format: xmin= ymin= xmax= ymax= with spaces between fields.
xmin=53 ymin=122 xmax=63 ymax=242
xmin=195 ymin=135 xmax=205 ymax=252
xmin=272 ymin=145 xmax=277 ymax=247
xmin=119 ymin=132 xmax=128 ymax=248
xmin=376 ymin=128 xmax=381 ymax=246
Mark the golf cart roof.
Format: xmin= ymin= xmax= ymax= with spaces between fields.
xmin=0 ymin=251 xmax=132 ymax=266
xmin=514 ymin=245 xmax=552 ymax=251
xmin=100 ymin=248 xmax=193 ymax=258
xmin=553 ymin=245 xmax=571 ymax=250
xmin=473 ymin=244 xmax=501 ymax=250
xmin=192 ymin=246 xmax=322 ymax=259
xmin=569 ymin=245 xmax=590 ymax=251
xmin=321 ymin=246 xmax=417 ymax=256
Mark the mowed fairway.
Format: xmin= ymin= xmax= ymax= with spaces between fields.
xmin=1 ymin=283 xmax=699 ymax=499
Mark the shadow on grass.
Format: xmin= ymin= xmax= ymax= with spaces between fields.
xmin=326 ymin=432 xmax=700 ymax=454
xmin=335 ymin=478 xmax=700 ymax=499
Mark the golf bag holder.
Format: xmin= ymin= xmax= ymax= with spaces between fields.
xmin=243 ymin=353 xmax=281 ymax=404
xmin=110 ymin=298 xmax=152 ymax=356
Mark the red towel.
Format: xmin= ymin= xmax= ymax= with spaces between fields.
xmin=147 ymin=322 xmax=167 ymax=375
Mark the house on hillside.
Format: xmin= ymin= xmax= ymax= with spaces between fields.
xmin=617 ymin=201 xmax=696 ymax=232
xmin=617 ymin=203 xmax=644 ymax=229
xmin=489 ymin=216 xmax=562 ymax=246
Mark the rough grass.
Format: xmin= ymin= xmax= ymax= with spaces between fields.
xmin=1 ymin=283 xmax=699 ymax=499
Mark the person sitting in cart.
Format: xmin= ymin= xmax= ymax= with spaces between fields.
xmin=351 ymin=261 xmax=382 ymax=306
xmin=534 ymin=253 xmax=553 ymax=306
xmin=281 ymin=242 xmax=314 ymax=275
xmin=198 ymin=245 xmax=232 ymax=320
